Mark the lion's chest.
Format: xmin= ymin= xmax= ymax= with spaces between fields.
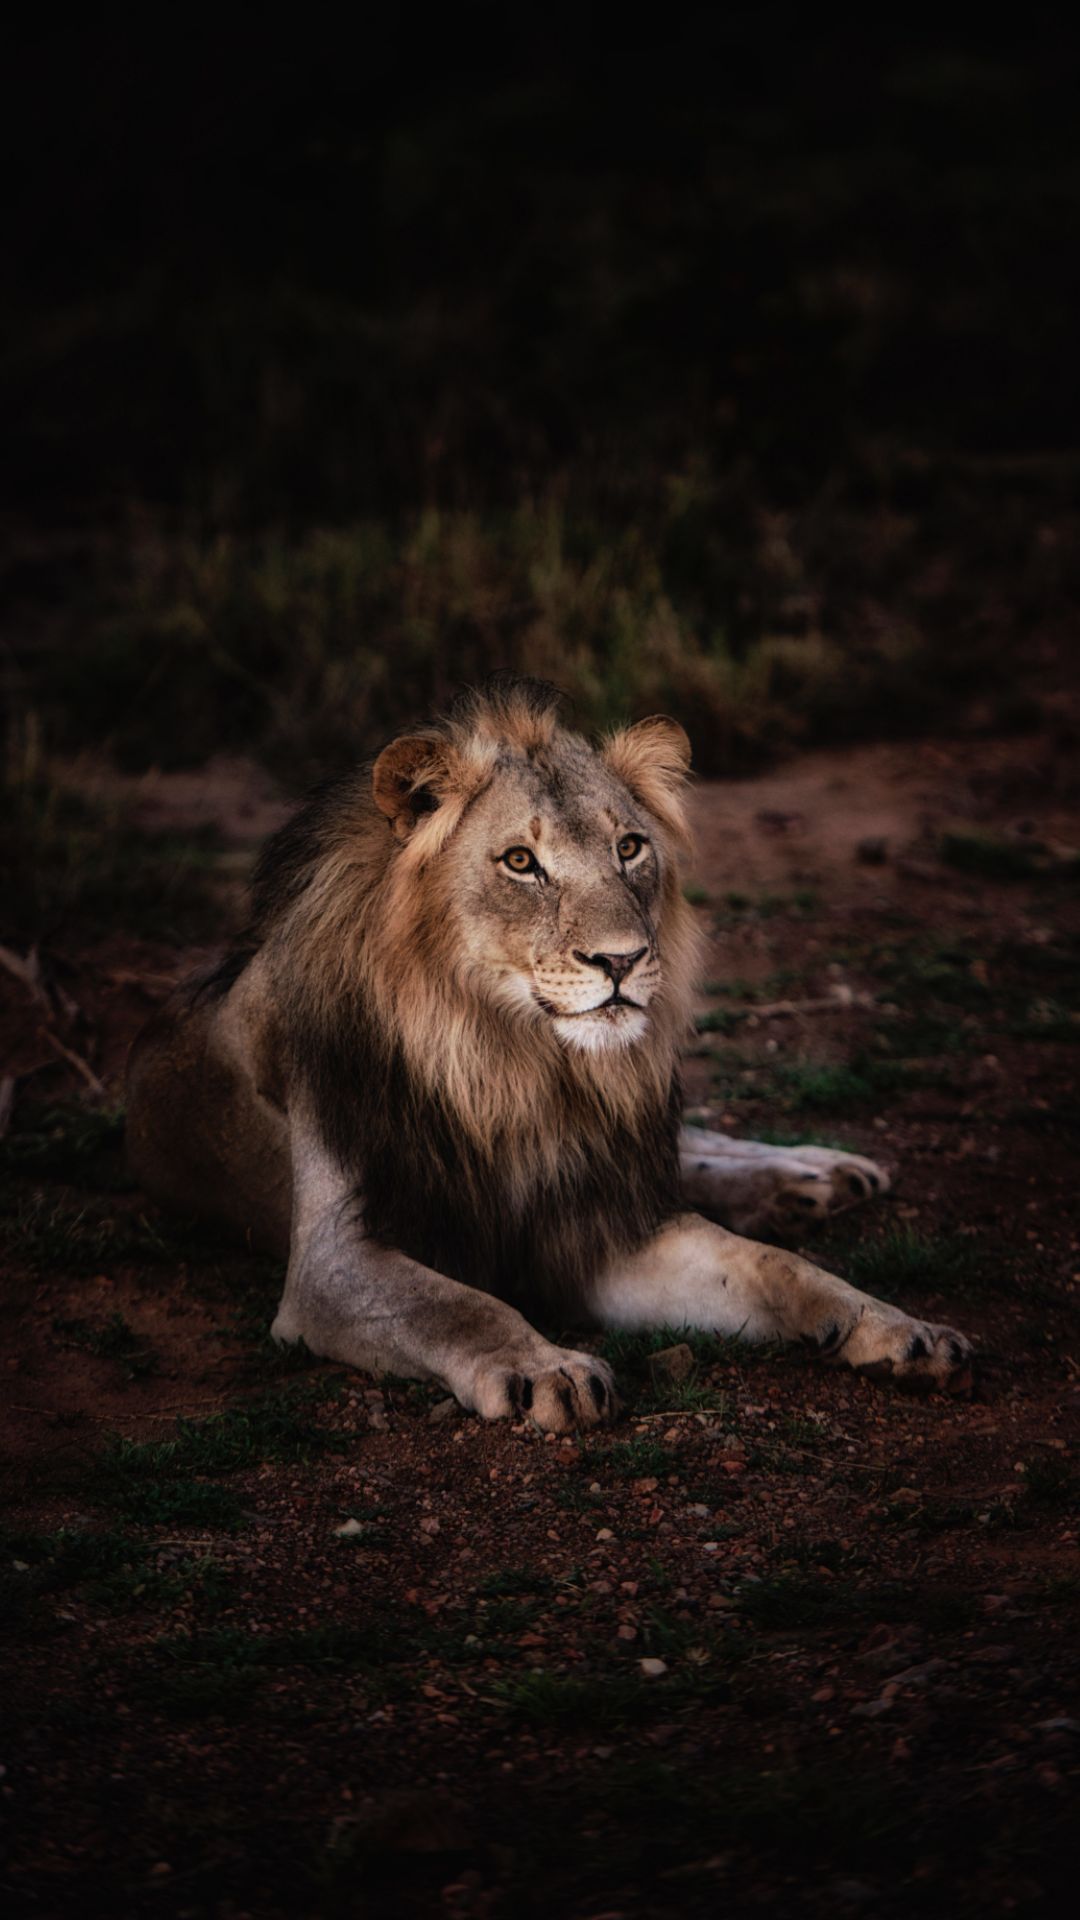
xmin=358 ymin=1110 xmax=678 ymax=1314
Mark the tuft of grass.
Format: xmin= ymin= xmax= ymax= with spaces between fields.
xmin=0 ymin=1526 xmax=229 ymax=1625
xmin=1010 ymin=999 xmax=1080 ymax=1042
xmin=733 ymin=1573 xmax=975 ymax=1633
xmin=939 ymin=831 xmax=1044 ymax=881
xmin=1 ymin=766 xmax=224 ymax=943
xmin=51 ymin=1311 xmax=158 ymax=1379
xmin=491 ymin=1662 xmax=730 ymax=1730
xmin=0 ymin=1187 xmax=229 ymax=1278
xmin=715 ymin=890 xmax=819 ymax=925
xmin=827 ymin=1225 xmax=991 ymax=1300
xmin=0 ymin=1105 xmax=131 ymax=1192
xmin=478 ymin=1597 xmax=540 ymax=1636
xmin=871 ymin=940 xmax=993 ymax=1011
xmin=760 ymin=1051 xmax=953 ymax=1114
xmin=110 ymin=1479 xmax=250 ymax=1531
xmin=586 ymin=1435 xmax=675 ymax=1480
xmin=695 ymin=1007 xmax=746 ymax=1036
xmin=1019 ymin=1454 xmax=1078 ymax=1510
xmin=598 ymin=1326 xmax=742 ymax=1374
xmin=141 ymin=1618 xmax=417 ymax=1719
xmin=593 ymin=1325 xmax=742 ymax=1415
xmin=104 ymin=1386 xmax=337 ymax=1484
xmin=478 ymin=1568 xmax=555 ymax=1598
xmin=489 ymin=1670 xmax=639 ymax=1730
xmin=741 ymin=1127 xmax=859 ymax=1151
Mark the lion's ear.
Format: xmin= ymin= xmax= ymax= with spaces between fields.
xmin=372 ymin=735 xmax=446 ymax=838
xmin=602 ymin=716 xmax=692 ymax=845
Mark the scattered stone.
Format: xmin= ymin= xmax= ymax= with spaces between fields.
xmin=334 ymin=1518 xmax=367 ymax=1538
xmin=427 ymin=1397 xmax=458 ymax=1424
xmin=640 ymin=1658 xmax=668 ymax=1679
xmin=646 ymin=1343 xmax=696 ymax=1387
xmin=889 ymin=1660 xmax=947 ymax=1688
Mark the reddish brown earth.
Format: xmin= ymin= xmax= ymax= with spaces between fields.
xmin=1 ymin=732 xmax=1078 ymax=1918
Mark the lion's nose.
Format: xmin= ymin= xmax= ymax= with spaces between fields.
xmin=573 ymin=947 xmax=648 ymax=988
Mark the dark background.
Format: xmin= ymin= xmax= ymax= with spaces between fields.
xmin=3 ymin=22 xmax=1080 ymax=1918
xmin=5 ymin=9 xmax=1080 ymax=790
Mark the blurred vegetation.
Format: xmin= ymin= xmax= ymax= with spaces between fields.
xmin=4 ymin=18 xmax=1079 ymax=786
xmin=1 ymin=720 xmax=222 ymax=941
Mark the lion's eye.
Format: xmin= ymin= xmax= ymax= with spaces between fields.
xmin=617 ymin=833 xmax=646 ymax=863
xmin=501 ymin=846 xmax=541 ymax=876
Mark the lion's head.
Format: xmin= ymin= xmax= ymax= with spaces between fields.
xmin=368 ymin=678 xmax=699 ymax=1066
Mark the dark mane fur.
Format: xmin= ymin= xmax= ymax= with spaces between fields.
xmin=204 ymin=677 xmax=694 ymax=1314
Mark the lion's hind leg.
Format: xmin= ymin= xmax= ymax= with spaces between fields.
xmin=679 ymin=1127 xmax=889 ymax=1237
xmin=126 ymin=970 xmax=291 ymax=1254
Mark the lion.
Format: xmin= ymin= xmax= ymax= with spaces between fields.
xmin=126 ymin=677 xmax=972 ymax=1432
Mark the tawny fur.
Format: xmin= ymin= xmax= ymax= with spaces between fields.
xmin=127 ymin=677 xmax=973 ymax=1429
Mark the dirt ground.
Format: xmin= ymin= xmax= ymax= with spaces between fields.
xmin=1 ymin=731 xmax=1078 ymax=1918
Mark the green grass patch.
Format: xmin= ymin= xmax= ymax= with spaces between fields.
xmin=594 ymin=1326 xmax=739 ymax=1414
xmin=1019 ymin=1454 xmax=1078 ymax=1510
xmin=1010 ymin=998 xmax=1080 ymax=1042
xmin=939 ymin=831 xmax=1045 ymax=881
xmin=870 ymin=940 xmax=993 ymax=1010
xmin=741 ymin=1127 xmax=858 ymax=1150
xmin=478 ymin=1597 xmax=540 ymax=1636
xmin=142 ymin=1616 xmax=418 ymax=1718
xmin=734 ymin=1573 xmax=975 ymax=1634
xmin=695 ymin=1006 xmax=747 ymax=1036
xmin=823 ymin=1225 xmax=991 ymax=1301
xmin=716 ymin=890 xmax=819 ymax=925
xmin=2 ymin=1189 xmax=179 ymax=1276
xmin=105 ymin=1386 xmax=337 ymax=1483
xmin=755 ymin=1049 xmax=957 ymax=1114
xmin=585 ymin=1434 xmax=675 ymax=1480
xmin=478 ymin=1568 xmax=555 ymax=1598
xmin=110 ymin=1478 xmax=250 ymax=1530
xmin=0 ymin=1104 xmax=131 ymax=1192
xmin=1 ymin=770 xmax=224 ymax=943
xmin=491 ymin=1659 xmax=731 ymax=1729
xmin=0 ymin=1525 xmax=228 ymax=1625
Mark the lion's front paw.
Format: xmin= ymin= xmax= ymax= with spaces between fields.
xmin=468 ymin=1344 xmax=618 ymax=1434
xmin=843 ymin=1310 xmax=974 ymax=1394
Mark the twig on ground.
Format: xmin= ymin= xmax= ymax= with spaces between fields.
xmin=742 ymin=989 xmax=874 ymax=1020
xmin=36 ymin=1027 xmax=106 ymax=1096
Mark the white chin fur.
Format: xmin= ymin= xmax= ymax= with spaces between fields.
xmin=552 ymin=1009 xmax=649 ymax=1054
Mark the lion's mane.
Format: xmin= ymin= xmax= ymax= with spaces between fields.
xmin=213 ymin=680 xmax=700 ymax=1313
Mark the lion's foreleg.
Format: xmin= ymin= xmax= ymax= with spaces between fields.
xmin=271 ymin=1125 xmax=617 ymax=1434
xmin=678 ymin=1127 xmax=889 ymax=1235
xmin=588 ymin=1214 xmax=972 ymax=1389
